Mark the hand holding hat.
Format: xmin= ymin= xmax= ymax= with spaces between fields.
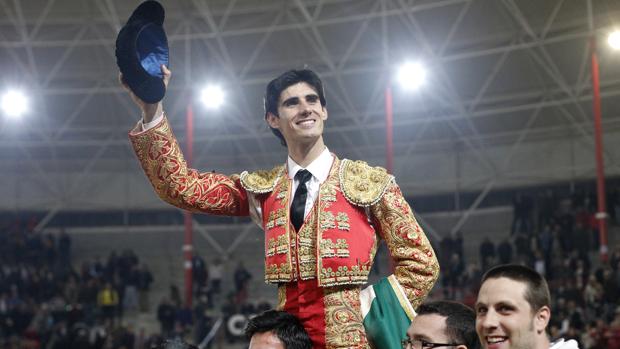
xmin=116 ymin=0 xmax=169 ymax=109
xmin=119 ymin=65 xmax=170 ymax=122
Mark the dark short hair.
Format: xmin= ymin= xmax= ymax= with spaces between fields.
xmin=481 ymin=264 xmax=550 ymax=314
xmin=417 ymin=301 xmax=480 ymax=349
xmin=264 ymin=69 xmax=327 ymax=146
xmin=151 ymin=339 xmax=198 ymax=349
xmin=245 ymin=310 xmax=312 ymax=349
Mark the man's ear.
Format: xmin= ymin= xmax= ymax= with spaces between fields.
xmin=456 ymin=345 xmax=468 ymax=349
xmin=534 ymin=306 xmax=551 ymax=334
xmin=266 ymin=112 xmax=280 ymax=129
xmin=321 ymin=107 xmax=328 ymax=121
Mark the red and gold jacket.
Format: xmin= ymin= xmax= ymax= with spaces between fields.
xmin=129 ymin=116 xmax=439 ymax=348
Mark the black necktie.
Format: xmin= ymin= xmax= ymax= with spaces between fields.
xmin=291 ymin=170 xmax=312 ymax=231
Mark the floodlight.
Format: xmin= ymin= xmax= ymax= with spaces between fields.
xmin=1 ymin=90 xmax=28 ymax=118
xmin=608 ymin=30 xmax=620 ymax=50
xmin=199 ymin=85 xmax=225 ymax=109
xmin=396 ymin=62 xmax=426 ymax=90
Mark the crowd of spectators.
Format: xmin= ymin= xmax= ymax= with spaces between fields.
xmin=151 ymin=256 xmax=261 ymax=346
xmin=2 ymin=182 xmax=620 ymax=348
xmin=0 ymin=240 xmax=265 ymax=348
xmin=0 ymin=219 xmax=155 ymax=349
xmin=437 ymin=184 xmax=620 ymax=349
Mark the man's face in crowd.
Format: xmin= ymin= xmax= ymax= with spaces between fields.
xmin=266 ymin=82 xmax=328 ymax=146
xmin=475 ymin=277 xmax=549 ymax=349
xmin=405 ymin=313 xmax=467 ymax=349
xmin=249 ymin=331 xmax=285 ymax=349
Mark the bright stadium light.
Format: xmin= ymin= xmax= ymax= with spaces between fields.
xmin=396 ymin=61 xmax=426 ymax=91
xmin=1 ymin=89 xmax=29 ymax=118
xmin=199 ymin=84 xmax=225 ymax=109
xmin=608 ymin=30 xmax=620 ymax=50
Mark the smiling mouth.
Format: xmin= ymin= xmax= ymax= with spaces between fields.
xmin=296 ymin=119 xmax=316 ymax=127
xmin=486 ymin=336 xmax=508 ymax=346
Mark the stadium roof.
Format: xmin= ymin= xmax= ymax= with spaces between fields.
xmin=2 ymin=0 xmax=620 ymax=213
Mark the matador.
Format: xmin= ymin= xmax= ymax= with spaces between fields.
xmin=126 ymin=68 xmax=439 ymax=348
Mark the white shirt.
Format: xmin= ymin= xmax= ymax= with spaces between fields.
xmin=140 ymin=111 xmax=165 ymax=131
xmin=550 ymin=339 xmax=580 ymax=349
xmin=208 ymin=263 xmax=223 ymax=281
xmin=287 ymin=147 xmax=333 ymax=218
xmin=139 ymin=113 xmax=334 ymax=227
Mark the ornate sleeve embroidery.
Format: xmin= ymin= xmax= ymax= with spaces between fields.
xmin=370 ymin=182 xmax=439 ymax=309
xmin=129 ymin=117 xmax=249 ymax=216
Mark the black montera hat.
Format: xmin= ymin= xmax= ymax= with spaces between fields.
xmin=115 ymin=1 xmax=169 ymax=104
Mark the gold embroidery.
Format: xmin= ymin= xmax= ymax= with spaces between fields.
xmin=279 ymin=179 xmax=291 ymax=215
xmin=320 ymin=182 xmax=337 ymax=203
xmin=298 ymin=208 xmax=318 ymax=280
xmin=289 ymin=226 xmax=298 ymax=280
xmin=274 ymin=208 xmax=287 ymax=227
xmin=265 ymin=262 xmax=293 ymax=282
xmin=321 ymin=239 xmax=350 ymax=258
xmin=320 ymin=263 xmax=371 ymax=286
xmin=129 ymin=117 xmax=247 ymax=215
xmin=266 ymin=263 xmax=278 ymax=277
xmin=336 ymin=212 xmax=350 ymax=231
xmin=324 ymin=287 xmax=369 ymax=349
xmin=265 ymin=211 xmax=276 ymax=229
xmin=339 ymin=159 xmax=393 ymax=207
xmin=370 ymin=182 xmax=440 ymax=309
xmin=263 ymin=175 xmax=295 ymax=284
xmin=298 ymin=246 xmax=316 ymax=263
xmin=276 ymin=234 xmax=289 ymax=255
xmin=277 ymin=285 xmax=286 ymax=310
xmin=317 ymin=158 xmax=348 ymax=287
xmin=368 ymin=235 xmax=378 ymax=263
xmin=299 ymin=237 xmax=313 ymax=246
xmin=239 ymin=165 xmax=285 ymax=194
xmin=320 ymin=211 xmax=336 ymax=229
xmin=280 ymin=262 xmax=292 ymax=275
xmin=282 ymin=173 xmax=318 ymax=281
xmin=299 ymin=262 xmax=316 ymax=279
xmin=266 ymin=238 xmax=277 ymax=257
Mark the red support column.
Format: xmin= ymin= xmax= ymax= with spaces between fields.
xmin=184 ymin=104 xmax=194 ymax=307
xmin=590 ymin=37 xmax=609 ymax=262
xmin=385 ymin=86 xmax=393 ymax=174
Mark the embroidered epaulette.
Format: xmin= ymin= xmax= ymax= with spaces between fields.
xmin=339 ymin=159 xmax=394 ymax=207
xmin=239 ymin=165 xmax=285 ymax=194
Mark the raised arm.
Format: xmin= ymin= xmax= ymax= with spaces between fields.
xmin=123 ymin=65 xmax=250 ymax=216
xmin=129 ymin=117 xmax=249 ymax=216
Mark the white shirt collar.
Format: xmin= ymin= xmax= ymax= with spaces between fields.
xmin=550 ymin=339 xmax=579 ymax=349
xmin=287 ymin=147 xmax=332 ymax=182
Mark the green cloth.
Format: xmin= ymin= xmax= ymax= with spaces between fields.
xmin=361 ymin=275 xmax=416 ymax=349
